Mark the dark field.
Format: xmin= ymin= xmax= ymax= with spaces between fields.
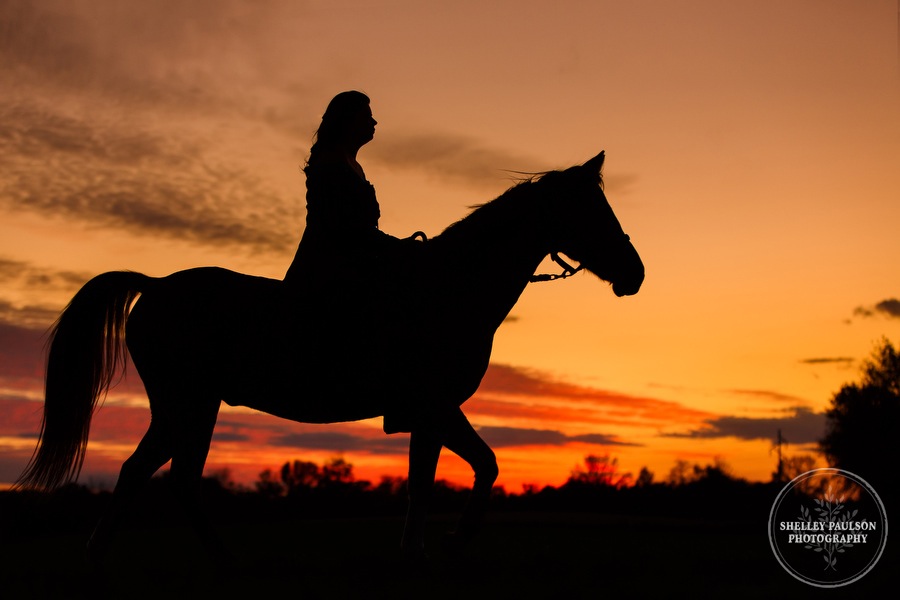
xmin=2 ymin=503 xmax=893 ymax=599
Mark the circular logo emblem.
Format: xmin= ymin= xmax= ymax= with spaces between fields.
xmin=768 ymin=468 xmax=888 ymax=588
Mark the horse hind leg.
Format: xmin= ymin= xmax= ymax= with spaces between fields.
xmin=167 ymin=395 xmax=230 ymax=566
xmin=87 ymin=417 xmax=174 ymax=565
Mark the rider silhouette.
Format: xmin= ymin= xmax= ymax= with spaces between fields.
xmin=283 ymin=91 xmax=427 ymax=434
xmin=284 ymin=91 xmax=409 ymax=300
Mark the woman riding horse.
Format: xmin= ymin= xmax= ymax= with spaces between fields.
xmin=15 ymin=118 xmax=644 ymax=563
xmin=284 ymin=91 xmax=418 ymax=305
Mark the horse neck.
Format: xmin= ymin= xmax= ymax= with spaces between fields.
xmin=431 ymin=182 xmax=549 ymax=329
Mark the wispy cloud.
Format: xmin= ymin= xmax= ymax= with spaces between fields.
xmin=370 ymin=132 xmax=541 ymax=188
xmin=0 ymin=319 xmax=153 ymax=400
xmin=799 ymin=357 xmax=854 ymax=367
xmin=0 ymin=361 xmax=670 ymax=480
xmin=478 ymin=426 xmax=640 ymax=448
xmin=0 ymin=257 xmax=94 ymax=328
xmin=372 ymin=132 xmax=637 ymax=191
xmin=1 ymin=1 xmax=312 ymax=255
xmin=472 ymin=363 xmax=713 ymax=427
xmin=0 ymin=257 xmax=92 ymax=291
xmin=0 ymin=102 xmax=301 ymax=254
xmin=270 ymin=431 xmax=409 ymax=455
xmin=0 ymin=395 xmax=46 ymax=437
xmin=2 ymin=0 xmax=611 ymax=258
xmin=0 ymin=300 xmax=62 ymax=331
xmin=1 ymin=0 xmax=309 ymax=115
xmin=726 ymin=388 xmax=809 ymax=404
xmin=0 ymin=323 xmax=49 ymax=388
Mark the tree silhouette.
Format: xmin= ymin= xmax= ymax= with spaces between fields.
xmin=819 ymin=338 xmax=900 ymax=499
xmin=772 ymin=454 xmax=817 ymax=483
xmin=281 ymin=460 xmax=321 ymax=496
xmin=688 ymin=459 xmax=735 ymax=487
xmin=255 ymin=468 xmax=286 ymax=498
xmin=567 ymin=454 xmax=633 ymax=488
xmin=257 ymin=457 xmax=366 ymax=498
xmin=635 ymin=467 xmax=655 ymax=487
xmin=319 ymin=457 xmax=355 ymax=487
xmin=666 ymin=459 xmax=694 ymax=486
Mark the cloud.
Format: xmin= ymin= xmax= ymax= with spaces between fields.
xmin=0 ymin=300 xmax=62 ymax=331
xmin=726 ymin=388 xmax=809 ymax=404
xmin=268 ymin=424 xmax=639 ymax=453
xmin=0 ymin=257 xmax=95 ymax=328
xmin=874 ymin=298 xmax=900 ymax=318
xmin=371 ymin=132 xmax=638 ymax=191
xmin=1 ymin=1 xmax=312 ymax=255
xmin=0 ymin=317 xmax=151 ymax=400
xmin=0 ymin=323 xmax=48 ymax=388
xmin=0 ymin=102 xmax=301 ymax=254
xmin=3 ymin=1 xmax=625 ymax=249
xmin=211 ymin=431 xmax=251 ymax=443
xmin=853 ymin=298 xmax=900 ymax=320
xmin=478 ymin=426 xmax=640 ymax=448
xmin=0 ymin=394 xmax=45 ymax=437
xmin=0 ymin=257 xmax=92 ymax=291
xmin=799 ymin=357 xmax=854 ymax=366
xmin=472 ymin=363 xmax=713 ymax=427
xmin=370 ymin=132 xmax=541 ymax=188
xmin=0 ymin=0 xmax=305 ymax=113
xmin=663 ymin=406 xmax=826 ymax=445
xmin=0 ymin=97 xmax=588 ymax=253
xmin=270 ymin=431 xmax=410 ymax=455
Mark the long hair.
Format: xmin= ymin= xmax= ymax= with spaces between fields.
xmin=304 ymin=90 xmax=370 ymax=172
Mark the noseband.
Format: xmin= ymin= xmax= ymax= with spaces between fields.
xmin=529 ymin=252 xmax=583 ymax=283
xmin=529 ymin=234 xmax=631 ymax=284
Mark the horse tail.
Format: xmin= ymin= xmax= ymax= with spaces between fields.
xmin=15 ymin=271 xmax=152 ymax=491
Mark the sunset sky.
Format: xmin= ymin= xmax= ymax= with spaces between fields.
xmin=1 ymin=0 xmax=899 ymax=493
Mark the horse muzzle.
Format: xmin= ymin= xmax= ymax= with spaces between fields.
xmin=612 ymin=269 xmax=644 ymax=297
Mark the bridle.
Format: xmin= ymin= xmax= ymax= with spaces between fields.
xmin=529 ymin=252 xmax=583 ymax=283
xmin=530 ymin=234 xmax=631 ymax=284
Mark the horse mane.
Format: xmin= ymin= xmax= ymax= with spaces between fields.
xmin=435 ymin=178 xmax=539 ymax=242
xmin=433 ymin=162 xmax=602 ymax=247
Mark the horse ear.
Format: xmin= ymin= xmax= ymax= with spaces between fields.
xmin=584 ymin=150 xmax=605 ymax=172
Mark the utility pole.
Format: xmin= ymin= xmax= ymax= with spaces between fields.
xmin=775 ymin=428 xmax=785 ymax=483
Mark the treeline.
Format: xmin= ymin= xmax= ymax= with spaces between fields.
xmin=245 ymin=452 xmax=798 ymax=519
xmin=0 ymin=453 xmax=788 ymax=543
xmin=0 ymin=451 xmax=839 ymax=535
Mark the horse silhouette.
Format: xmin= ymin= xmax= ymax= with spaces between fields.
xmin=17 ymin=150 xmax=644 ymax=564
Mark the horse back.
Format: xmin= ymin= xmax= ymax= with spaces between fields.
xmin=124 ymin=267 xmax=387 ymax=421
xmin=124 ymin=266 xmax=492 ymax=428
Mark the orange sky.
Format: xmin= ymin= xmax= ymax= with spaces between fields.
xmin=1 ymin=0 xmax=899 ymax=492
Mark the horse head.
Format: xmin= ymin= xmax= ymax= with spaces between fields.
xmin=541 ymin=151 xmax=644 ymax=297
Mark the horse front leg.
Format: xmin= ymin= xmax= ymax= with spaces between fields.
xmin=441 ymin=407 xmax=498 ymax=550
xmin=401 ymin=428 xmax=441 ymax=560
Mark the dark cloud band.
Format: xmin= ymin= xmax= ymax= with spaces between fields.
xmin=663 ymin=406 xmax=825 ymax=445
xmin=853 ymin=298 xmax=900 ymax=320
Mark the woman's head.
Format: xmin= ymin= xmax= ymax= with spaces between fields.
xmin=309 ymin=91 xmax=376 ymax=160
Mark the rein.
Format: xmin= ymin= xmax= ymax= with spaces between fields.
xmin=530 ymin=252 xmax=583 ymax=283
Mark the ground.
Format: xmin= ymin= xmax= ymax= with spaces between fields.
xmin=2 ymin=509 xmax=892 ymax=598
